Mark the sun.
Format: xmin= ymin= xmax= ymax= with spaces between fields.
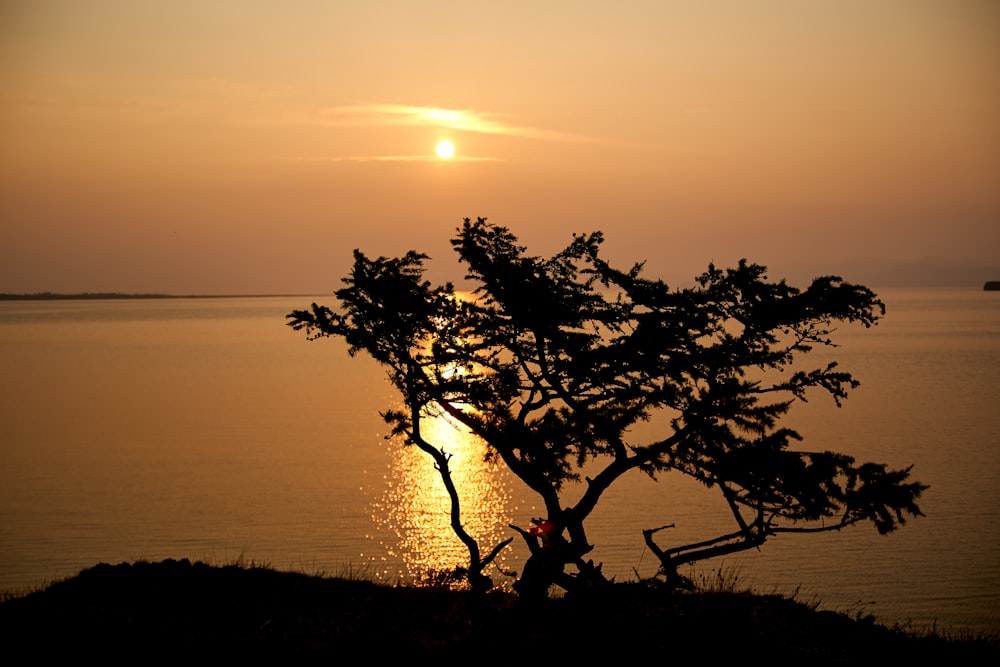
xmin=435 ymin=140 xmax=455 ymax=159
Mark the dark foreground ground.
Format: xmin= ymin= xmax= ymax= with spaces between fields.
xmin=2 ymin=559 xmax=996 ymax=663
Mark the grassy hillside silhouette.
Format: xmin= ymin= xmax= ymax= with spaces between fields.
xmin=2 ymin=559 xmax=996 ymax=662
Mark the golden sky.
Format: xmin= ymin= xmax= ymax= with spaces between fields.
xmin=1 ymin=0 xmax=997 ymax=293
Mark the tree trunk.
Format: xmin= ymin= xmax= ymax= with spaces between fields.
xmin=511 ymin=521 xmax=608 ymax=601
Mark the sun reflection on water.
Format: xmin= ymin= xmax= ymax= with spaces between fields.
xmin=369 ymin=406 xmax=519 ymax=585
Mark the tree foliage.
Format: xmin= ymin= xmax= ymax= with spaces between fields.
xmin=288 ymin=218 xmax=926 ymax=597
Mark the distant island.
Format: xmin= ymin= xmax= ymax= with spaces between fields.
xmin=0 ymin=292 xmax=174 ymax=301
xmin=0 ymin=292 xmax=307 ymax=301
xmin=985 ymin=282 xmax=1000 ymax=291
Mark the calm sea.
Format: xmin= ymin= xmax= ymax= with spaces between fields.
xmin=1 ymin=288 xmax=997 ymax=633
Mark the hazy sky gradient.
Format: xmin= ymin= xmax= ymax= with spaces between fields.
xmin=2 ymin=0 xmax=997 ymax=293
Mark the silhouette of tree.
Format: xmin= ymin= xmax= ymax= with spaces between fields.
xmin=288 ymin=217 xmax=926 ymax=597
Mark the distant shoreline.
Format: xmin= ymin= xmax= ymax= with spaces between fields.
xmin=5 ymin=285 xmax=997 ymax=301
xmin=0 ymin=292 xmax=315 ymax=301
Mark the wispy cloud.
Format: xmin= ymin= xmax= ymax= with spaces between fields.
xmin=278 ymin=154 xmax=501 ymax=163
xmin=7 ymin=75 xmax=584 ymax=161
xmin=4 ymin=74 xmax=589 ymax=144
xmin=311 ymin=104 xmax=591 ymax=143
xmin=274 ymin=104 xmax=592 ymax=162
